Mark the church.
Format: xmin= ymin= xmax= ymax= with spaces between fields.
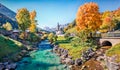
xmin=55 ymin=23 xmax=64 ymax=36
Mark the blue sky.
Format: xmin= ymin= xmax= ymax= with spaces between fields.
xmin=0 ymin=0 xmax=120 ymax=28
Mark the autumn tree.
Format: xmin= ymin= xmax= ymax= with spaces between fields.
xmin=16 ymin=8 xmax=31 ymax=39
xmin=64 ymin=20 xmax=76 ymax=32
xmin=100 ymin=11 xmax=115 ymax=32
xmin=63 ymin=27 xmax=68 ymax=32
xmin=76 ymin=2 xmax=102 ymax=34
xmin=54 ymin=35 xmax=58 ymax=41
xmin=112 ymin=8 xmax=120 ymax=30
xmin=3 ymin=22 xmax=12 ymax=31
xmin=48 ymin=33 xmax=54 ymax=43
xmin=16 ymin=8 xmax=31 ymax=31
xmin=29 ymin=23 xmax=36 ymax=33
xmin=29 ymin=10 xmax=37 ymax=33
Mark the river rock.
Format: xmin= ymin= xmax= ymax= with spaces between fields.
xmin=19 ymin=52 xmax=25 ymax=56
xmin=53 ymin=47 xmax=58 ymax=52
xmin=105 ymin=55 xmax=120 ymax=70
xmin=60 ymin=48 xmax=64 ymax=54
xmin=24 ymin=53 xmax=30 ymax=57
xmin=68 ymin=56 xmax=72 ymax=59
xmin=3 ymin=62 xmax=9 ymax=66
xmin=18 ymin=55 xmax=22 ymax=59
xmin=57 ymin=48 xmax=61 ymax=54
xmin=0 ymin=63 xmax=5 ymax=70
xmin=60 ymin=55 xmax=65 ymax=60
xmin=61 ymin=51 xmax=68 ymax=57
xmin=14 ymin=55 xmax=22 ymax=61
xmin=65 ymin=58 xmax=74 ymax=65
xmin=64 ymin=50 xmax=68 ymax=54
xmin=21 ymin=50 xmax=27 ymax=53
xmin=5 ymin=62 xmax=17 ymax=70
xmin=60 ymin=59 xmax=66 ymax=64
xmin=54 ymin=45 xmax=59 ymax=48
xmin=75 ymin=58 xmax=82 ymax=66
xmin=68 ymin=65 xmax=73 ymax=69
xmin=6 ymin=64 xmax=11 ymax=69
xmin=56 ymin=53 xmax=61 ymax=56
xmin=9 ymin=63 xmax=17 ymax=69
xmin=60 ymin=54 xmax=68 ymax=59
xmin=64 ymin=65 xmax=67 ymax=69
xmin=81 ymin=48 xmax=95 ymax=61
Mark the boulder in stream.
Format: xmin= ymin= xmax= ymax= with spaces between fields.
xmin=65 ymin=58 xmax=74 ymax=65
xmin=4 ymin=62 xmax=17 ymax=70
xmin=0 ymin=63 xmax=5 ymax=70
xmin=75 ymin=58 xmax=82 ymax=66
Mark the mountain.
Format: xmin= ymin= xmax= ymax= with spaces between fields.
xmin=0 ymin=3 xmax=16 ymax=21
xmin=0 ymin=3 xmax=18 ymax=29
xmin=0 ymin=13 xmax=18 ymax=28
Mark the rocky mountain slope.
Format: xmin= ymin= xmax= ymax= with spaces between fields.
xmin=0 ymin=3 xmax=18 ymax=29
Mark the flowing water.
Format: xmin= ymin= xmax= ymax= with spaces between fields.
xmin=16 ymin=40 xmax=69 ymax=70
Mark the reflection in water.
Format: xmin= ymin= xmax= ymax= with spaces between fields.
xmin=16 ymin=40 xmax=69 ymax=70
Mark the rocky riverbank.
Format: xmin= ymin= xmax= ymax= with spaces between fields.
xmin=0 ymin=42 xmax=39 ymax=70
xmin=105 ymin=55 xmax=120 ymax=70
xmin=52 ymin=44 xmax=120 ymax=70
xmin=0 ymin=50 xmax=28 ymax=70
xmin=0 ymin=62 xmax=17 ymax=70
xmin=52 ymin=44 xmax=95 ymax=70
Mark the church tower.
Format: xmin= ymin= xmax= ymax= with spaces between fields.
xmin=57 ymin=22 xmax=60 ymax=31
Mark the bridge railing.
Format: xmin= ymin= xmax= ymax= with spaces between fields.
xmin=101 ymin=33 xmax=120 ymax=37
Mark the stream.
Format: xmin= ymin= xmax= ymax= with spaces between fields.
xmin=16 ymin=40 xmax=69 ymax=70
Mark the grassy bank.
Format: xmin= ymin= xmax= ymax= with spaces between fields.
xmin=106 ymin=43 xmax=120 ymax=63
xmin=55 ymin=36 xmax=89 ymax=60
xmin=0 ymin=35 xmax=25 ymax=61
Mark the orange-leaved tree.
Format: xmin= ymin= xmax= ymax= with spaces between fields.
xmin=76 ymin=2 xmax=102 ymax=35
xmin=29 ymin=10 xmax=37 ymax=33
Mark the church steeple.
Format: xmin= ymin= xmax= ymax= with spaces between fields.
xmin=57 ymin=22 xmax=60 ymax=31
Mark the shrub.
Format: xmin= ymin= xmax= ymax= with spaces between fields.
xmin=27 ymin=33 xmax=40 ymax=42
xmin=64 ymin=33 xmax=70 ymax=39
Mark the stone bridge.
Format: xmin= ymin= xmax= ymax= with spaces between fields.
xmin=99 ymin=37 xmax=120 ymax=46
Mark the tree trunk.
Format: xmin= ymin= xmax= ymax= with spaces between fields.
xmin=22 ymin=31 xmax=27 ymax=45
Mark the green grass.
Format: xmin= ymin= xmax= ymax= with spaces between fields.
xmin=0 ymin=35 xmax=24 ymax=61
xmin=57 ymin=36 xmax=66 ymax=41
xmin=55 ymin=36 xmax=70 ymax=44
xmin=56 ymin=36 xmax=89 ymax=60
xmin=66 ymin=27 xmax=77 ymax=34
xmin=106 ymin=43 xmax=120 ymax=63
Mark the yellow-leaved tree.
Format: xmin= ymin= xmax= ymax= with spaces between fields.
xmin=3 ymin=22 xmax=12 ymax=31
xmin=29 ymin=10 xmax=37 ymax=33
xmin=112 ymin=8 xmax=120 ymax=30
xmin=48 ymin=33 xmax=54 ymax=43
xmin=16 ymin=8 xmax=31 ymax=40
xmin=16 ymin=8 xmax=31 ymax=32
xmin=100 ymin=11 xmax=115 ymax=32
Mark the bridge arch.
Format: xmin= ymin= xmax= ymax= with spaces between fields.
xmin=99 ymin=37 xmax=120 ymax=46
xmin=101 ymin=40 xmax=112 ymax=46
